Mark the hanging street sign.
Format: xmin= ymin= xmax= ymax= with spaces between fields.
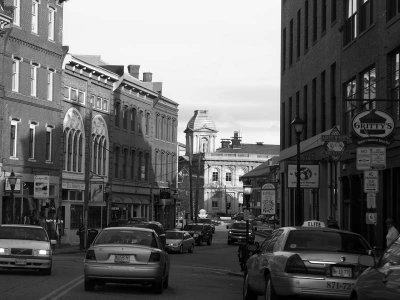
xmin=364 ymin=170 xmax=379 ymax=193
xmin=261 ymin=183 xmax=276 ymax=215
xmin=356 ymin=147 xmax=386 ymax=170
xmin=321 ymin=126 xmax=347 ymax=161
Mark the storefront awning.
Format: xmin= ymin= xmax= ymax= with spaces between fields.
xmin=111 ymin=194 xmax=149 ymax=205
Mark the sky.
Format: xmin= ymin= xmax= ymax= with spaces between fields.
xmin=63 ymin=0 xmax=281 ymax=146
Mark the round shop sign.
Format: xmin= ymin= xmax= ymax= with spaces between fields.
xmin=352 ymin=109 xmax=394 ymax=139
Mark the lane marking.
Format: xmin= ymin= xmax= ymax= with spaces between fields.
xmin=38 ymin=275 xmax=83 ymax=300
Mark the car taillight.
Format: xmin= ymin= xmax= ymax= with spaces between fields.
xmin=149 ymin=251 xmax=161 ymax=262
xmin=285 ymin=254 xmax=308 ymax=274
xmin=85 ymin=249 xmax=96 ymax=260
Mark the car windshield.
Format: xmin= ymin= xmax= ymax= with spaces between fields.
xmin=95 ymin=229 xmax=157 ymax=247
xmin=166 ymin=231 xmax=183 ymax=239
xmin=284 ymin=230 xmax=370 ymax=254
xmin=184 ymin=224 xmax=203 ymax=231
xmin=232 ymin=223 xmax=248 ymax=229
xmin=0 ymin=227 xmax=48 ymax=241
xmin=379 ymin=237 xmax=400 ymax=267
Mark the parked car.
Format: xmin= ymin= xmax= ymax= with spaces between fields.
xmin=227 ymin=221 xmax=255 ymax=245
xmin=84 ymin=226 xmax=170 ymax=294
xmin=183 ymin=223 xmax=213 ymax=246
xmin=165 ymin=230 xmax=195 ymax=254
xmin=129 ymin=221 xmax=166 ymax=247
xmin=243 ymin=221 xmax=375 ymax=300
xmin=350 ymin=236 xmax=400 ymax=300
xmin=0 ymin=224 xmax=56 ymax=275
xmin=197 ymin=218 xmax=215 ymax=233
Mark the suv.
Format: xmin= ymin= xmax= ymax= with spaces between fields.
xmin=227 ymin=221 xmax=255 ymax=245
xmin=197 ymin=218 xmax=215 ymax=233
xmin=183 ymin=223 xmax=213 ymax=245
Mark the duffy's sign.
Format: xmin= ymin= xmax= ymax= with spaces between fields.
xmin=352 ymin=109 xmax=394 ymax=140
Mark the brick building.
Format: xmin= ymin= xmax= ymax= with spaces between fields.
xmin=0 ymin=0 xmax=65 ymax=225
xmin=280 ymin=0 xmax=400 ymax=248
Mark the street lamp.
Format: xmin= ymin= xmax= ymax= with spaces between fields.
xmin=8 ymin=170 xmax=17 ymax=224
xmin=291 ymin=116 xmax=304 ymax=226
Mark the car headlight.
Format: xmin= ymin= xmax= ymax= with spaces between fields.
xmin=0 ymin=248 xmax=10 ymax=255
xmin=229 ymin=231 xmax=232 ymax=234
xmin=193 ymin=233 xmax=199 ymax=237
xmin=33 ymin=249 xmax=51 ymax=256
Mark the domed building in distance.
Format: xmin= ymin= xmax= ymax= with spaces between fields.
xmin=178 ymin=110 xmax=280 ymax=220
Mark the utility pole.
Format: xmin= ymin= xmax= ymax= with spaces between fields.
xmin=83 ymin=101 xmax=93 ymax=248
xmin=194 ymin=152 xmax=202 ymax=223
xmin=188 ymin=135 xmax=194 ymax=221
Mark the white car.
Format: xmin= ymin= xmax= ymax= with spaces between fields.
xmin=0 ymin=224 xmax=56 ymax=275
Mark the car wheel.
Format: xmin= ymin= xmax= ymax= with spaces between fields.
xmin=39 ymin=267 xmax=52 ymax=275
xmin=163 ymin=274 xmax=169 ymax=289
xmin=207 ymin=237 xmax=212 ymax=245
xmin=84 ymin=278 xmax=95 ymax=291
xmin=264 ymin=274 xmax=279 ymax=300
xmin=153 ymin=277 xmax=164 ymax=294
xmin=188 ymin=244 xmax=194 ymax=253
xmin=243 ymin=272 xmax=257 ymax=300
xmin=179 ymin=245 xmax=184 ymax=254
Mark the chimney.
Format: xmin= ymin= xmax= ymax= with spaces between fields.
xmin=220 ymin=139 xmax=231 ymax=149
xmin=127 ymin=65 xmax=140 ymax=79
xmin=143 ymin=72 xmax=152 ymax=82
xmin=231 ymin=131 xmax=242 ymax=148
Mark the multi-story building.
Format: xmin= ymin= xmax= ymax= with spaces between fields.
xmin=0 ymin=0 xmax=65 ymax=225
xmin=280 ymin=0 xmax=400 ymax=248
xmin=179 ymin=110 xmax=279 ymax=219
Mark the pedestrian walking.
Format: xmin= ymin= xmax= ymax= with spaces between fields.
xmin=386 ymin=217 xmax=399 ymax=247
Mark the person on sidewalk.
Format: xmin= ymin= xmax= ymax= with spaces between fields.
xmin=386 ymin=217 xmax=399 ymax=247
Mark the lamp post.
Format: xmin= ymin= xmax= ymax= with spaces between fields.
xmin=8 ymin=170 xmax=17 ymax=224
xmin=243 ymin=185 xmax=253 ymax=245
xmin=291 ymin=116 xmax=304 ymax=226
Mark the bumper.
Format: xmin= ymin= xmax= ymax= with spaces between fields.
xmin=84 ymin=262 xmax=163 ymax=284
xmin=0 ymin=256 xmax=52 ymax=270
xmin=228 ymin=236 xmax=255 ymax=243
xmin=273 ymin=273 xmax=355 ymax=299
xmin=165 ymin=245 xmax=181 ymax=252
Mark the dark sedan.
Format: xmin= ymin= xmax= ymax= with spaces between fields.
xmin=350 ymin=236 xmax=400 ymax=300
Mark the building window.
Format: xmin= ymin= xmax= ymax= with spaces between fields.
xmin=45 ymin=126 xmax=53 ymax=161
xmin=10 ymin=119 xmax=19 ymax=158
xmin=12 ymin=58 xmax=20 ymax=92
xmin=47 ymin=70 xmax=54 ymax=101
xmin=172 ymin=119 xmax=176 ymax=142
xmin=48 ymin=7 xmax=55 ymax=41
xmin=131 ymin=108 xmax=136 ymax=131
xmin=296 ymin=10 xmax=301 ymax=59
xmin=212 ymin=171 xmax=219 ymax=182
xmin=304 ymin=1 xmax=309 ymax=51
xmin=103 ymin=99 xmax=108 ymax=112
xmin=123 ymin=148 xmax=128 ymax=179
xmin=131 ymin=150 xmax=135 ymax=180
xmin=138 ymin=152 xmax=143 ymax=180
xmin=32 ymin=0 xmax=39 ymax=34
xmin=362 ymin=67 xmax=376 ymax=110
xmin=282 ymin=27 xmax=286 ymax=72
xmin=330 ymin=62 xmax=337 ymax=127
xmin=331 ymin=0 xmax=337 ymax=23
xmin=115 ymin=102 xmax=120 ymax=127
xmin=78 ymin=91 xmax=85 ymax=104
xmin=13 ymin=0 xmax=20 ymax=26
xmin=390 ymin=51 xmax=400 ymax=120
xmin=96 ymin=96 xmax=101 ymax=109
xmin=360 ymin=0 xmax=373 ymax=33
xmin=321 ymin=0 xmax=327 ymax=33
xmin=345 ymin=0 xmax=358 ymax=45
xmin=122 ymin=106 xmax=128 ymax=130
xmin=115 ymin=146 xmax=120 ymax=178
xmin=30 ymin=64 xmax=38 ymax=97
xmin=212 ymin=201 xmax=218 ymax=208
xmin=145 ymin=112 xmax=150 ymax=135
xmin=321 ymin=71 xmax=326 ymax=132
xmin=138 ymin=110 xmax=144 ymax=134
xmin=289 ymin=19 xmax=293 ymax=66
xmin=312 ymin=78 xmax=317 ymax=136
xmin=387 ymin=0 xmax=399 ymax=21
xmin=226 ymin=172 xmax=232 ymax=182
xmin=303 ymin=85 xmax=308 ymax=139
xmin=312 ymin=0 xmax=317 ymax=42
xmin=345 ymin=78 xmax=357 ymax=134
xmin=28 ymin=122 xmax=37 ymax=159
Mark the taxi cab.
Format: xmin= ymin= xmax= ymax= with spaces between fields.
xmin=243 ymin=220 xmax=374 ymax=300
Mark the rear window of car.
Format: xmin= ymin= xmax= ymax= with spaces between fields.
xmin=95 ymin=229 xmax=157 ymax=247
xmin=0 ymin=227 xmax=48 ymax=241
xmin=232 ymin=223 xmax=250 ymax=230
xmin=284 ymin=230 xmax=370 ymax=254
xmin=166 ymin=231 xmax=183 ymax=239
xmin=184 ymin=224 xmax=203 ymax=231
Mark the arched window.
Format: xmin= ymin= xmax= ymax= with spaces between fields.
xmin=63 ymin=109 xmax=84 ymax=173
xmin=78 ymin=133 xmax=83 ymax=172
xmin=102 ymin=140 xmax=107 ymax=176
xmin=67 ymin=130 xmax=73 ymax=171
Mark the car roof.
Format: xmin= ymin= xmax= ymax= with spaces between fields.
xmin=279 ymin=226 xmax=363 ymax=236
xmin=104 ymin=226 xmax=154 ymax=233
xmin=0 ymin=224 xmax=44 ymax=229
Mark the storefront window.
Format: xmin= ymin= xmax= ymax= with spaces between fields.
xmin=88 ymin=206 xmax=107 ymax=228
xmin=70 ymin=204 xmax=83 ymax=229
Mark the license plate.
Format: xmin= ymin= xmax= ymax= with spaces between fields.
xmin=326 ymin=281 xmax=354 ymax=290
xmin=331 ymin=266 xmax=352 ymax=278
xmin=114 ymin=255 xmax=130 ymax=263
xmin=15 ymin=259 xmax=27 ymax=265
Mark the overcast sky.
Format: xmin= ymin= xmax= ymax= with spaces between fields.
xmin=63 ymin=0 xmax=281 ymax=145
